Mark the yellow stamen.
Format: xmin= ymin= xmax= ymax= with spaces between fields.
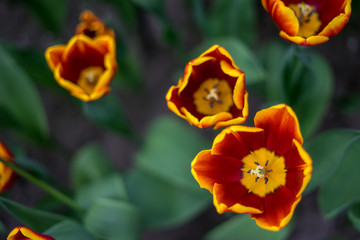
xmin=193 ymin=78 xmax=233 ymax=115
xmin=241 ymin=148 xmax=287 ymax=197
xmin=289 ymin=2 xmax=322 ymax=38
xmin=77 ymin=66 xmax=104 ymax=95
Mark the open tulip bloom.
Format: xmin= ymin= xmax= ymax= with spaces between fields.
xmin=191 ymin=104 xmax=312 ymax=231
xmin=166 ymin=45 xmax=248 ymax=129
xmin=262 ymin=0 xmax=352 ymax=46
xmin=45 ymin=34 xmax=117 ymax=102
xmin=7 ymin=226 xmax=55 ymax=240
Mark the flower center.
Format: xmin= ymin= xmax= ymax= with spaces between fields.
xmin=77 ymin=66 xmax=104 ymax=95
xmin=241 ymin=148 xmax=287 ymax=197
xmin=193 ymin=78 xmax=233 ymax=115
xmin=288 ymin=2 xmax=322 ymax=38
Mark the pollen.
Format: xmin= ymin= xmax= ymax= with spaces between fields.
xmin=289 ymin=1 xmax=322 ymax=38
xmin=77 ymin=66 xmax=104 ymax=95
xmin=241 ymin=148 xmax=287 ymax=197
xmin=193 ymin=78 xmax=233 ymax=115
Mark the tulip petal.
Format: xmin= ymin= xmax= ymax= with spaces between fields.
xmin=251 ymin=186 xmax=300 ymax=231
xmin=254 ymin=104 xmax=303 ymax=156
xmin=213 ymin=182 xmax=264 ymax=214
xmin=191 ymin=150 xmax=243 ymax=193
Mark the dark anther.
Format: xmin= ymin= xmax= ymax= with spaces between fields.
xmin=265 ymin=177 xmax=269 ymax=184
xmin=255 ymin=177 xmax=259 ymax=182
xmin=267 ymin=169 xmax=273 ymax=172
xmin=247 ymin=169 xmax=251 ymax=173
xmin=265 ymin=160 xmax=269 ymax=166
xmin=254 ymin=162 xmax=260 ymax=166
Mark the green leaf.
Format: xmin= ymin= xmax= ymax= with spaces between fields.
xmin=44 ymin=220 xmax=98 ymax=240
xmin=75 ymin=173 xmax=128 ymax=209
xmin=125 ymin=168 xmax=210 ymax=229
xmin=132 ymin=0 xmax=164 ymax=16
xmin=136 ymin=115 xmax=210 ymax=190
xmin=259 ymin=43 xmax=333 ymax=139
xmin=126 ymin=116 xmax=211 ymax=228
xmin=291 ymin=52 xmax=333 ymax=138
xmin=16 ymin=0 xmax=66 ymax=33
xmin=82 ymin=94 xmax=135 ymax=139
xmin=318 ymin=136 xmax=360 ymax=218
xmin=84 ymin=198 xmax=142 ymax=240
xmin=4 ymin=44 xmax=60 ymax=91
xmin=304 ymin=129 xmax=360 ymax=193
xmin=0 ymin=197 xmax=68 ymax=232
xmin=207 ymin=0 xmax=257 ymax=45
xmin=348 ymin=203 xmax=360 ymax=233
xmin=193 ymin=37 xmax=265 ymax=85
xmin=0 ymin=46 xmax=49 ymax=142
xmin=205 ymin=215 xmax=293 ymax=240
xmin=71 ymin=143 xmax=114 ymax=189
xmin=98 ymin=0 xmax=138 ymax=29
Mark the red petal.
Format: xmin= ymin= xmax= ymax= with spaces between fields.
xmin=254 ymin=104 xmax=303 ymax=156
xmin=213 ymin=182 xmax=264 ymax=214
xmin=251 ymin=186 xmax=300 ymax=231
xmin=191 ymin=150 xmax=242 ymax=193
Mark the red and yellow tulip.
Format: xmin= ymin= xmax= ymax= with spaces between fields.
xmin=0 ymin=141 xmax=15 ymax=193
xmin=262 ymin=0 xmax=352 ymax=46
xmin=166 ymin=45 xmax=248 ymax=129
xmin=191 ymin=104 xmax=312 ymax=230
xmin=45 ymin=34 xmax=117 ymax=101
xmin=7 ymin=226 xmax=55 ymax=240
xmin=75 ymin=10 xmax=115 ymax=39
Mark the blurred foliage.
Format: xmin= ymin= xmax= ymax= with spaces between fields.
xmin=0 ymin=46 xmax=49 ymax=143
xmin=13 ymin=0 xmax=66 ymax=33
xmin=205 ymin=215 xmax=293 ymax=240
xmin=125 ymin=116 xmax=211 ymax=228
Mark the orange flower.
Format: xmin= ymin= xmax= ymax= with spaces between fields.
xmin=166 ymin=45 xmax=248 ymax=129
xmin=75 ymin=10 xmax=115 ymax=39
xmin=262 ymin=0 xmax=352 ymax=46
xmin=45 ymin=35 xmax=117 ymax=101
xmin=7 ymin=226 xmax=55 ymax=240
xmin=191 ymin=104 xmax=312 ymax=231
xmin=0 ymin=141 xmax=15 ymax=193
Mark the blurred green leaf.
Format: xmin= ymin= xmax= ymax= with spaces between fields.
xmin=0 ymin=46 xmax=49 ymax=142
xmin=97 ymin=0 xmax=138 ymax=29
xmin=71 ymin=143 xmax=114 ymax=189
xmin=136 ymin=115 xmax=210 ymax=190
xmin=114 ymin=43 xmax=144 ymax=91
xmin=304 ymin=129 xmax=360 ymax=193
xmin=207 ymin=0 xmax=257 ymax=45
xmin=0 ymin=197 xmax=68 ymax=232
xmin=84 ymin=198 xmax=142 ymax=240
xmin=0 ymin=220 xmax=6 ymax=235
xmin=4 ymin=44 xmax=60 ymax=90
xmin=132 ymin=0 xmax=163 ymax=16
xmin=15 ymin=0 xmax=66 ymax=33
xmin=260 ymin=43 xmax=333 ymax=139
xmin=44 ymin=220 xmax=98 ymax=240
xmin=75 ymin=173 xmax=128 ymax=209
xmin=125 ymin=168 xmax=210 ymax=229
xmin=126 ymin=116 xmax=211 ymax=228
xmin=292 ymin=52 xmax=333 ymax=138
xmin=348 ymin=203 xmax=360 ymax=233
xmin=132 ymin=0 xmax=179 ymax=46
xmin=205 ymin=215 xmax=293 ymax=240
xmin=318 ymin=136 xmax=360 ymax=218
xmin=82 ymin=94 xmax=135 ymax=139
xmin=193 ymin=37 xmax=265 ymax=85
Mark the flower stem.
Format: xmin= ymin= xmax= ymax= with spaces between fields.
xmin=0 ymin=158 xmax=84 ymax=214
